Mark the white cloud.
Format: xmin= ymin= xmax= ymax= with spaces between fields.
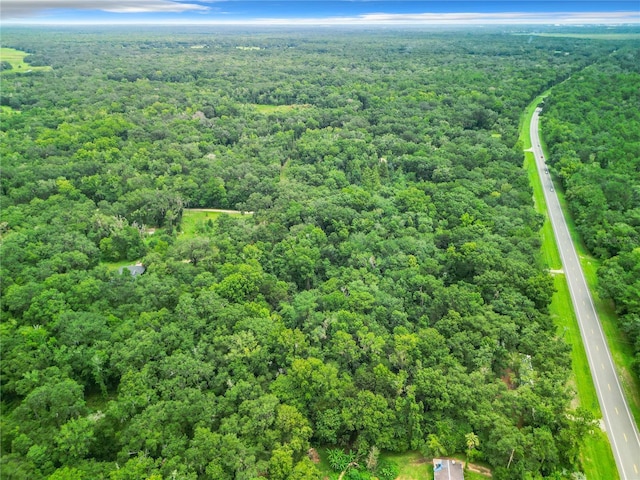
xmin=249 ymin=11 xmax=640 ymax=25
xmin=2 ymin=0 xmax=210 ymax=19
xmin=360 ymin=11 xmax=640 ymax=24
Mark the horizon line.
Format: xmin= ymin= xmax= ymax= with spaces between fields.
xmin=3 ymin=10 xmax=640 ymax=26
xmin=4 ymin=20 xmax=640 ymax=26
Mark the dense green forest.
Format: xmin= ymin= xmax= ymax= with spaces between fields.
xmin=540 ymin=50 xmax=640 ymax=376
xmin=0 ymin=27 xmax=632 ymax=479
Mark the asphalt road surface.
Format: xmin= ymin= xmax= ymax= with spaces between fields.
xmin=531 ymin=108 xmax=640 ymax=479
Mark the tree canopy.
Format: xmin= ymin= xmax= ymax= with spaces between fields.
xmin=1 ymin=26 xmax=631 ymax=479
xmin=541 ymin=48 xmax=640 ymax=376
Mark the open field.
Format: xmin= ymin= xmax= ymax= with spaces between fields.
xmin=520 ymin=93 xmax=619 ymax=479
xmin=180 ymin=208 xmax=249 ymax=238
xmin=0 ymin=47 xmax=52 ymax=73
xmin=180 ymin=210 xmax=224 ymax=238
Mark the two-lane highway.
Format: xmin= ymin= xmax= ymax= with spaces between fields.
xmin=531 ymin=107 xmax=640 ymax=479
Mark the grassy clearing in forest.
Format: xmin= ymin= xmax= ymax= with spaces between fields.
xmin=314 ymin=449 xmax=491 ymax=480
xmin=314 ymin=449 xmax=432 ymax=480
xmin=0 ymin=47 xmax=51 ymax=73
xmin=180 ymin=209 xmax=247 ymax=238
xmin=384 ymin=451 xmax=431 ymax=480
xmin=520 ymin=92 xmax=619 ymax=479
xmin=1 ymin=105 xmax=20 ymax=115
xmin=252 ymin=104 xmax=310 ymax=114
xmin=180 ymin=210 xmax=223 ymax=238
xmin=101 ymin=258 xmax=142 ymax=271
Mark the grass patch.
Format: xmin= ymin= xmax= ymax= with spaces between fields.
xmin=311 ymin=447 xmax=334 ymax=477
xmin=180 ymin=209 xmax=247 ymax=238
xmin=101 ymin=258 xmax=142 ymax=271
xmin=314 ymin=449 xmax=433 ymax=480
xmin=524 ymin=151 xmax=562 ymax=270
xmin=251 ymin=104 xmax=310 ymax=114
xmin=1 ymin=105 xmax=20 ymax=115
xmin=550 ymin=275 xmax=602 ymax=413
xmin=180 ymin=210 xmax=223 ymax=238
xmin=464 ymin=471 xmax=490 ymax=480
xmin=580 ymin=429 xmax=619 ymax=480
xmin=518 ymin=91 xmax=549 ymax=150
xmin=1 ymin=47 xmax=52 ymax=73
xmin=313 ymin=449 xmax=490 ymax=479
xmin=384 ymin=451 xmax=431 ymax=480
xmin=520 ymin=92 xmax=619 ymax=479
xmin=519 ymin=91 xmax=562 ymax=272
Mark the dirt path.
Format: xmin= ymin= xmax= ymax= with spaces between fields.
xmin=467 ymin=462 xmax=492 ymax=477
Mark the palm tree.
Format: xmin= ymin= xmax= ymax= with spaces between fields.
xmin=465 ymin=432 xmax=480 ymax=468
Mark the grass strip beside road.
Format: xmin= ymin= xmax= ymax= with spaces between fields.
xmin=520 ymin=92 xmax=619 ymax=479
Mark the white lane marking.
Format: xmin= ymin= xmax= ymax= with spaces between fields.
xmin=608 ymin=384 xmax=611 ymax=391
xmin=624 ymin=433 xmax=627 ymax=442
xmin=615 ymin=407 xmax=619 ymax=415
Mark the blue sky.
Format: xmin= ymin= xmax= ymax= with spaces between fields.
xmin=3 ymin=1 xmax=640 ymax=25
